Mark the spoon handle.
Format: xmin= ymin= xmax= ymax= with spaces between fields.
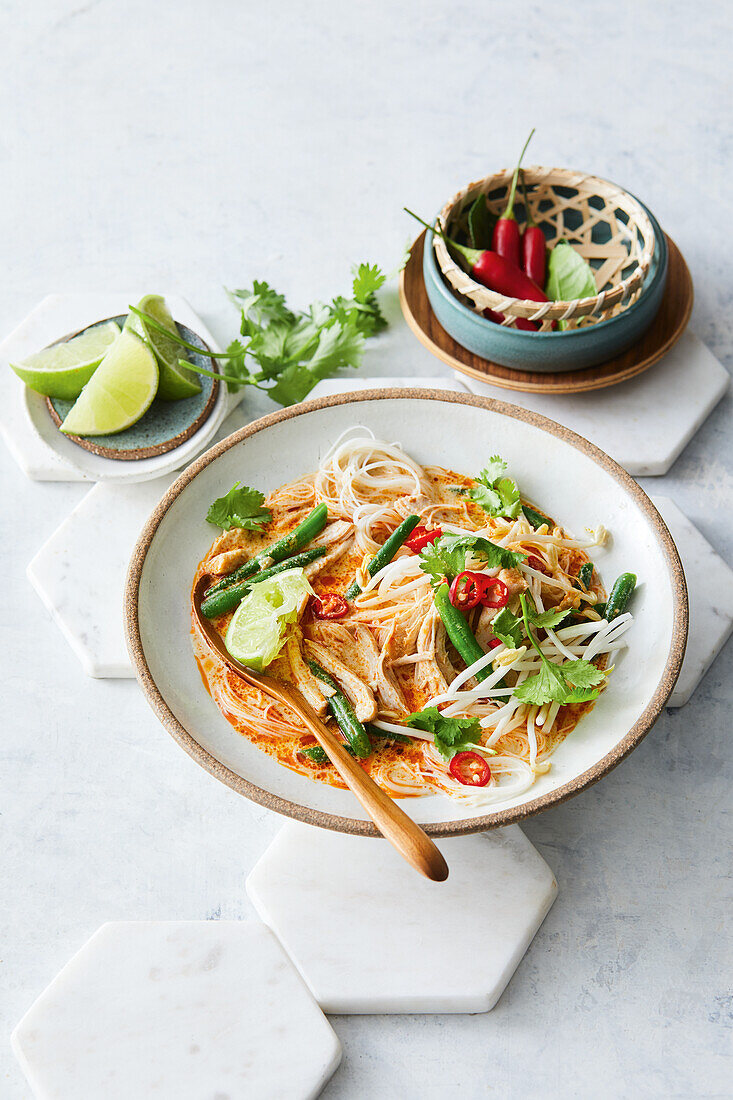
xmin=292 ymin=693 xmax=448 ymax=882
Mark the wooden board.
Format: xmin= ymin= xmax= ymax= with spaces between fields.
xmin=399 ymin=231 xmax=693 ymax=394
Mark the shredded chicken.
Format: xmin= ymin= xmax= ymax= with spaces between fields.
xmin=285 ymin=631 xmax=328 ymax=715
xmin=304 ymin=531 xmax=354 ymax=579
xmin=415 ymin=607 xmax=450 ymax=697
xmin=207 ymin=548 xmax=251 ymax=576
xmin=498 ymin=567 xmax=528 ymax=599
xmin=303 ymin=639 xmax=377 ymax=721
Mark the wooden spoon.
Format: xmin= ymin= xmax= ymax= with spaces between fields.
xmin=193 ymin=577 xmax=448 ymax=882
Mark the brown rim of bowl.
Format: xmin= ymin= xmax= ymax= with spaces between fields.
xmin=124 ymin=388 xmax=688 ymax=838
xmin=44 ymin=316 xmax=219 ymax=461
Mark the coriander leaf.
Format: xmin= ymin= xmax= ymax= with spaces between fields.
xmin=525 ymin=604 xmax=572 ymax=630
xmin=352 ymin=262 xmax=386 ymax=303
xmin=490 ymin=607 xmax=523 ymax=648
xmin=267 ymin=363 xmax=318 ymax=407
xmin=469 ymin=456 xmax=522 ymax=519
xmin=231 ymin=280 xmax=295 ymax=330
xmin=206 ymin=483 xmax=272 ymax=532
xmin=418 ymin=534 xmax=524 ymax=588
xmin=282 ymin=304 xmax=330 ymax=361
xmin=407 ymin=707 xmax=483 ymax=761
xmin=495 ymin=477 xmax=522 ymax=519
xmin=564 ymin=685 xmax=601 ymax=703
xmin=418 ymin=537 xmax=471 ymax=589
xmin=439 ymin=533 xmax=525 ymax=570
xmin=307 ymin=318 xmax=364 ymax=377
xmin=513 ymin=661 xmax=570 ymax=705
xmin=480 ymin=455 xmax=507 ymax=484
xmin=467 ymin=482 xmax=503 ymax=514
xmin=544 ymin=241 xmax=597 ymax=330
xmin=559 ymin=660 xmax=605 ymax=689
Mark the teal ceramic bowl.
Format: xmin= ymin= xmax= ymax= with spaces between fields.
xmin=423 ymin=202 xmax=668 ymax=373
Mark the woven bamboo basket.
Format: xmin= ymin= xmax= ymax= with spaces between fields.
xmin=435 ymin=166 xmax=656 ymax=331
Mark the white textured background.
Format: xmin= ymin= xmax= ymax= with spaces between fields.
xmin=1 ymin=2 xmax=731 ymax=1097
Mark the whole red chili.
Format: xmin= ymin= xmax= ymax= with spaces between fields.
xmin=519 ymin=168 xmax=547 ymax=287
xmin=404 ymin=210 xmax=548 ymax=304
xmin=311 ymin=593 xmax=349 ymax=619
xmin=491 ymin=128 xmax=535 ymax=268
xmin=405 ymin=524 xmax=442 ymax=552
xmin=449 ymin=751 xmax=491 ymax=787
xmin=483 ymin=308 xmax=539 ymax=332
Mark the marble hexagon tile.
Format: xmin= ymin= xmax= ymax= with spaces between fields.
xmin=247 ymin=822 xmax=557 ymax=1014
xmin=12 ymin=921 xmax=341 ymax=1100
xmin=652 ymin=496 xmax=733 ymax=707
xmin=461 ymin=332 xmax=729 ymax=477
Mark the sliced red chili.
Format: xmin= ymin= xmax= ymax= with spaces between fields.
xmin=449 ymin=571 xmax=486 ymax=610
xmin=487 ymin=636 xmax=502 ymax=649
xmin=527 ymin=554 xmax=550 ymax=576
xmin=405 ymin=524 xmax=442 ymax=552
xmin=311 ymin=593 xmax=349 ymax=619
xmin=479 ymin=577 xmax=509 ymax=609
xmin=449 ymin=751 xmax=491 ymax=787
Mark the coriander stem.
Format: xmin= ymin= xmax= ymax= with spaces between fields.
xmin=177 ymin=359 xmax=250 ymax=388
xmin=127 ymin=306 xmax=244 ymax=359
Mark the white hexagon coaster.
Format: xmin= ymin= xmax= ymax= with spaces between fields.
xmin=247 ymin=822 xmax=557 ymax=1014
xmin=27 ymin=474 xmax=178 ymax=677
xmin=12 ymin=921 xmax=341 ymax=1100
xmin=651 ymin=496 xmax=733 ymax=707
xmin=0 ymin=292 xmax=240 ymax=483
xmin=460 ymin=332 xmax=729 ymax=477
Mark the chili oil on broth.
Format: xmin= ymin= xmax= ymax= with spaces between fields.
xmin=191 ymin=463 xmax=606 ymax=800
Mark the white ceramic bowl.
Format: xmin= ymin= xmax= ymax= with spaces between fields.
xmin=124 ymin=390 xmax=687 ymax=836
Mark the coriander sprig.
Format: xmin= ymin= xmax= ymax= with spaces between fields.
xmin=513 ymin=594 xmax=605 ymax=706
xmin=128 ymin=260 xmax=389 ymax=408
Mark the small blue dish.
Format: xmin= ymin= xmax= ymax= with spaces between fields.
xmin=423 ymin=202 xmax=668 ymax=373
xmin=46 ymin=316 xmax=219 ymax=460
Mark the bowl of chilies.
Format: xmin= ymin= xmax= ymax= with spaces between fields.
xmin=408 ymin=134 xmax=667 ymax=372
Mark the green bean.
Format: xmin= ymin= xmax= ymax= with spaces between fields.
xmin=306 ymin=661 xmax=372 ymax=758
xmin=205 ymin=503 xmax=328 ymax=599
xmin=522 ymin=503 xmax=553 ymax=529
xmin=345 ymin=514 xmax=421 ymax=600
xmin=301 ymin=744 xmax=355 ymax=764
xmin=366 ymin=724 xmax=412 ymax=745
xmin=433 ymin=582 xmax=492 ymax=683
xmin=200 ymin=546 xmax=326 ymax=618
xmin=604 ymin=573 xmax=637 ymax=621
xmin=577 ymin=562 xmax=595 ymax=591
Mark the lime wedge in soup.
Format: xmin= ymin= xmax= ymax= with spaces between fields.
xmin=10 ymin=320 xmax=120 ymax=399
xmin=59 ymin=327 xmax=159 ymax=436
xmin=225 ymin=568 xmax=313 ymax=671
xmin=128 ymin=294 xmax=202 ymax=400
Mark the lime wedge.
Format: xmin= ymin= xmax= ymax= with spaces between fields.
xmin=225 ymin=568 xmax=313 ymax=671
xmin=128 ymin=295 xmax=202 ymax=401
xmin=59 ymin=328 xmax=159 ymax=436
xmin=10 ymin=320 xmax=120 ymax=399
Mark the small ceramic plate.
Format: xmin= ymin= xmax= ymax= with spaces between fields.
xmin=125 ymin=391 xmax=688 ymax=837
xmin=45 ymin=316 xmax=219 ymax=460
